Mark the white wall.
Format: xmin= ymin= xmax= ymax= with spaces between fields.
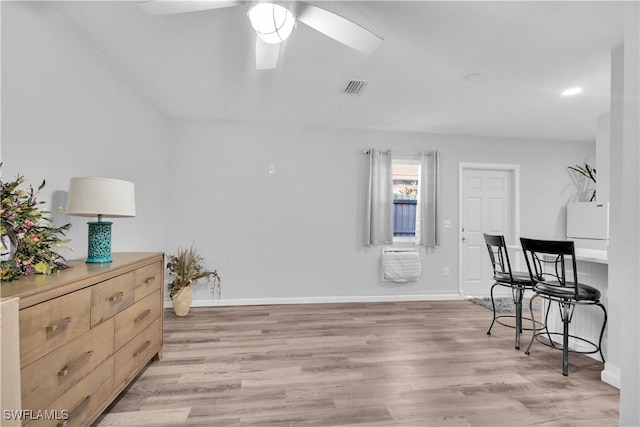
xmin=168 ymin=119 xmax=594 ymax=305
xmin=0 ymin=1 xmax=169 ymax=258
xmin=596 ymin=113 xmax=611 ymax=204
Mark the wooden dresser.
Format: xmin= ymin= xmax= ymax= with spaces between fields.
xmin=0 ymin=252 xmax=164 ymax=427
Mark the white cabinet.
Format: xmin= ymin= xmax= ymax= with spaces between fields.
xmin=567 ymin=202 xmax=609 ymax=249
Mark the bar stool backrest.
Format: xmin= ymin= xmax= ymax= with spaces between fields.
xmin=520 ymin=238 xmax=580 ymax=300
xmin=483 ymin=233 xmax=513 ymax=283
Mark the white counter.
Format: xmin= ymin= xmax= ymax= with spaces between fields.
xmin=574 ymin=248 xmax=608 ymax=264
xmin=506 ymin=245 xmax=607 ymax=264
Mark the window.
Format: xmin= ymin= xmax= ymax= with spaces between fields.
xmin=392 ymin=157 xmax=420 ymax=242
xmin=365 ymin=149 xmax=438 ymax=248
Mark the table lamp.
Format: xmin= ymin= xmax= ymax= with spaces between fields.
xmin=65 ymin=177 xmax=136 ymax=263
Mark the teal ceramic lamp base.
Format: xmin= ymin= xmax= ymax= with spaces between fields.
xmin=86 ymin=221 xmax=113 ymax=263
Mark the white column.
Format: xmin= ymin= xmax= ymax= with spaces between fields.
xmin=619 ymin=2 xmax=640 ymax=425
xmin=608 ymin=1 xmax=640 ymax=424
xmin=602 ymin=45 xmax=623 ymax=389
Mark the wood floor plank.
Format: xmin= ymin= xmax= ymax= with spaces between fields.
xmin=93 ymin=301 xmax=619 ymax=426
xmin=96 ymin=407 xmax=191 ymax=426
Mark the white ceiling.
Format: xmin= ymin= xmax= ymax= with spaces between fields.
xmin=50 ymin=1 xmax=625 ymax=141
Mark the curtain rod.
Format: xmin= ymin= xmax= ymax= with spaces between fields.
xmin=362 ymin=150 xmax=442 ymax=156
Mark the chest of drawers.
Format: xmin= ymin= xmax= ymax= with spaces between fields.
xmin=0 ymin=253 xmax=164 ymax=427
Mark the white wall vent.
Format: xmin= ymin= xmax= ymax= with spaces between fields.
xmin=343 ymin=79 xmax=368 ymax=95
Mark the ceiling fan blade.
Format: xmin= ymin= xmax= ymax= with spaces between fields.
xmin=255 ymin=37 xmax=280 ymax=70
xmin=297 ymin=4 xmax=383 ymax=55
xmin=138 ymin=1 xmax=242 ymax=16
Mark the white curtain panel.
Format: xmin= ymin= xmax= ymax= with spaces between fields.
xmin=418 ymin=150 xmax=440 ymax=247
xmin=364 ymin=149 xmax=393 ymax=246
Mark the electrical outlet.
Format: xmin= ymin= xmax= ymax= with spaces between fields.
xmin=444 ymin=220 xmax=452 ymax=229
xmin=268 ymin=165 xmax=275 ymax=174
xmin=444 ymin=267 xmax=450 ymax=276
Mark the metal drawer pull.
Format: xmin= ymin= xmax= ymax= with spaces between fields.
xmin=57 ymin=395 xmax=91 ymax=427
xmin=59 ymin=351 xmax=93 ymax=377
xmin=134 ymin=276 xmax=156 ymax=289
xmin=47 ymin=317 xmax=72 ymax=333
xmin=133 ymin=340 xmax=151 ymax=358
xmin=134 ymin=309 xmax=152 ymax=324
xmin=108 ymin=291 xmax=125 ymax=303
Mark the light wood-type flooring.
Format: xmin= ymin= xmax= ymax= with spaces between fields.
xmin=93 ymin=301 xmax=619 ymax=426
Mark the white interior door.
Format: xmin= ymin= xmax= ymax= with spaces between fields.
xmin=460 ymin=166 xmax=517 ymax=298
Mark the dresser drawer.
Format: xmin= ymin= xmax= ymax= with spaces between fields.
xmin=134 ymin=261 xmax=163 ymax=302
xmin=19 ymin=288 xmax=91 ymax=368
xmin=25 ymin=358 xmax=113 ymax=427
xmin=21 ymin=318 xmax=114 ymax=414
xmin=114 ymin=289 xmax=162 ymax=350
xmin=114 ymin=317 xmax=162 ymax=389
xmin=90 ymin=272 xmax=134 ymax=327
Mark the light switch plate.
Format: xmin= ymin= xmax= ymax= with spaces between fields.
xmin=444 ymin=220 xmax=452 ymax=229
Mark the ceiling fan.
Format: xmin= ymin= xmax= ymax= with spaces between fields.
xmin=138 ymin=1 xmax=383 ymax=70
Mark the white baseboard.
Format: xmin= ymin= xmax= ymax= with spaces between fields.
xmin=164 ymin=293 xmax=462 ymax=308
xmin=601 ymin=364 xmax=621 ymax=389
xmin=461 ymin=292 xmax=513 ymax=299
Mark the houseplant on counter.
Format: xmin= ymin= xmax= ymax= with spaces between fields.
xmin=568 ymin=163 xmax=596 ymax=201
xmin=166 ymin=245 xmax=221 ymax=316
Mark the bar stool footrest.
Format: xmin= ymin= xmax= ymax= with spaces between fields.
xmin=532 ymin=331 xmax=601 ymax=355
xmin=494 ymin=314 xmax=544 ymax=331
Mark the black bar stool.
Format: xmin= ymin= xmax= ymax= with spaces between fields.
xmin=520 ymin=238 xmax=607 ymax=376
xmin=483 ymin=234 xmax=541 ymax=350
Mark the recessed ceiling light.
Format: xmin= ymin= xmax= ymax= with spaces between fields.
xmin=562 ymin=87 xmax=583 ymax=96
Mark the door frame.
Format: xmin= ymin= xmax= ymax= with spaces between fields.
xmin=458 ymin=163 xmax=521 ymax=298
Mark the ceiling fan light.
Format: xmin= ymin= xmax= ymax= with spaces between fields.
xmin=248 ymin=3 xmax=295 ymax=44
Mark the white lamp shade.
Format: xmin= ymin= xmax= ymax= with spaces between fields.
xmin=65 ymin=177 xmax=136 ymax=218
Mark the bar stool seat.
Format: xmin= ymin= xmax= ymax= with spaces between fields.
xmin=494 ymin=271 xmax=533 ymax=285
xmin=535 ymin=281 xmax=601 ymax=300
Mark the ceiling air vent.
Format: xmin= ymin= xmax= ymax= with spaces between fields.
xmin=343 ymin=79 xmax=368 ymax=95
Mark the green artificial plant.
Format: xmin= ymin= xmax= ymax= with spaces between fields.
xmin=568 ymin=163 xmax=596 ymax=201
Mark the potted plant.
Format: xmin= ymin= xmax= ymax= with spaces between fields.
xmin=568 ymin=163 xmax=596 ymax=201
xmin=166 ymin=245 xmax=221 ymax=316
xmin=1 ymin=172 xmax=71 ymax=281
